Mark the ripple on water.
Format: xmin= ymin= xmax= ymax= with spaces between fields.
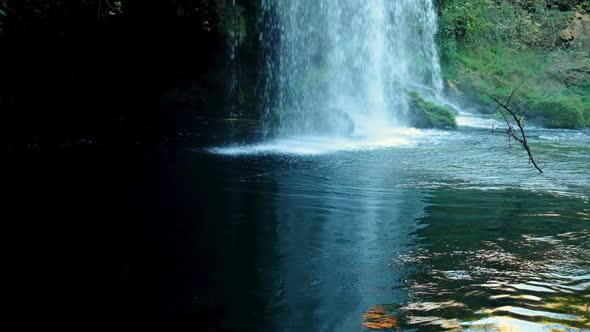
xmin=208 ymin=125 xmax=590 ymax=199
xmin=383 ymin=203 xmax=590 ymax=331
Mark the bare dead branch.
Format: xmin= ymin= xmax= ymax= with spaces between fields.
xmin=505 ymin=80 xmax=526 ymax=107
xmin=478 ymin=84 xmax=543 ymax=173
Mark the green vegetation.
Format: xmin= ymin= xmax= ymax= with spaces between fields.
xmin=437 ymin=0 xmax=590 ymax=128
xmin=217 ymin=3 xmax=247 ymax=46
xmin=408 ymin=92 xmax=458 ymax=129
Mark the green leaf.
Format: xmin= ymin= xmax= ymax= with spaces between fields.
xmin=0 ymin=9 xmax=6 ymax=16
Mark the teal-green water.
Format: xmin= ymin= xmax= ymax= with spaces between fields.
xmin=199 ymin=121 xmax=589 ymax=331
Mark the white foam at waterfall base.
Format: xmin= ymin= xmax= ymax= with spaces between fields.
xmin=210 ymin=128 xmax=426 ymax=156
xmin=456 ymin=112 xmax=503 ymax=129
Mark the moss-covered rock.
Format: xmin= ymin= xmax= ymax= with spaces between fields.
xmin=407 ymin=92 xmax=458 ymax=129
xmin=532 ymin=99 xmax=585 ymax=128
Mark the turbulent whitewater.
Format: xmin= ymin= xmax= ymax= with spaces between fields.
xmin=262 ymin=0 xmax=444 ymax=137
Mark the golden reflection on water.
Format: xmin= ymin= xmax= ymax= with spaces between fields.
xmin=362 ymin=305 xmax=398 ymax=330
xmin=358 ymin=190 xmax=590 ymax=331
xmin=381 ymin=228 xmax=590 ymax=331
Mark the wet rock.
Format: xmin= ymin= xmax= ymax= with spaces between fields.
xmin=559 ymin=11 xmax=590 ymax=48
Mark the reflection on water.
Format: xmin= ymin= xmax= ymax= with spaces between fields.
xmin=268 ymin=153 xmax=425 ymax=331
xmin=363 ymin=306 xmax=398 ymax=330
xmin=392 ymin=191 xmax=590 ymax=331
xmin=195 ymin=126 xmax=589 ymax=331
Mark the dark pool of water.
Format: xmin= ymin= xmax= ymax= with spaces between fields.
xmin=7 ymin=124 xmax=589 ymax=331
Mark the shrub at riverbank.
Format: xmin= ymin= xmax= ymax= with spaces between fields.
xmin=437 ymin=0 xmax=590 ymax=128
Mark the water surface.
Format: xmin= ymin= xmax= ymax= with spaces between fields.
xmin=196 ymin=119 xmax=589 ymax=331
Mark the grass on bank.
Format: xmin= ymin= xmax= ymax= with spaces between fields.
xmin=438 ymin=0 xmax=590 ymax=128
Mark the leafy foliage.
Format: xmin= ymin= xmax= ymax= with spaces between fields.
xmin=437 ymin=0 xmax=590 ymax=128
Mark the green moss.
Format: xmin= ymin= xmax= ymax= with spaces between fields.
xmin=217 ymin=5 xmax=247 ymax=46
xmin=408 ymin=92 xmax=458 ymax=129
xmin=441 ymin=46 xmax=590 ymax=128
xmin=533 ymin=99 xmax=585 ymax=128
xmin=438 ymin=0 xmax=590 ymax=129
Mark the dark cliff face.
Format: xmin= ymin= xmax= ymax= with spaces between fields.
xmin=1 ymin=0 xmax=259 ymax=148
xmin=2 ymin=1 xmax=142 ymax=146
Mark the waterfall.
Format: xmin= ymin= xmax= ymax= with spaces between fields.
xmin=262 ymin=0 xmax=443 ymax=137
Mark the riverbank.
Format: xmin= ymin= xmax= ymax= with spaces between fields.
xmin=437 ymin=0 xmax=590 ymax=129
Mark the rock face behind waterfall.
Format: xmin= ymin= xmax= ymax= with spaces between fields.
xmin=407 ymin=92 xmax=457 ymax=129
